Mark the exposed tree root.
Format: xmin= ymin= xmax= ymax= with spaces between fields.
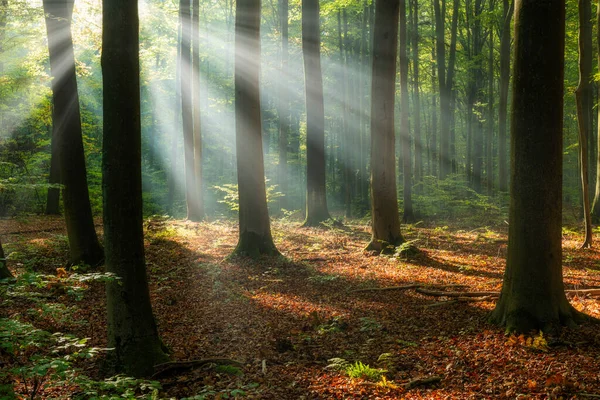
xmin=152 ymin=358 xmax=244 ymax=378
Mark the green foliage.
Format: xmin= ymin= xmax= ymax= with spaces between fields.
xmin=413 ymin=175 xmax=507 ymax=223
xmin=344 ymin=361 xmax=386 ymax=382
xmin=359 ymin=317 xmax=382 ymax=332
xmin=212 ymin=180 xmax=284 ymax=214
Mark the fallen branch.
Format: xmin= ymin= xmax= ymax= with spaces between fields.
xmin=351 ymin=283 xmax=466 ymax=293
xmin=351 ymin=284 xmax=423 ymax=293
xmin=416 ymin=288 xmax=499 ymax=298
xmin=153 ymin=358 xmax=243 ymax=378
xmin=424 ymin=296 xmax=494 ymax=308
xmin=403 ymin=375 xmax=442 ymax=389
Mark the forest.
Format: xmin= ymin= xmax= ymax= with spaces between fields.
xmin=1 ymin=0 xmax=600 ymax=398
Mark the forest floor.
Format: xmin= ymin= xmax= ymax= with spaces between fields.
xmin=2 ymin=215 xmax=600 ymax=399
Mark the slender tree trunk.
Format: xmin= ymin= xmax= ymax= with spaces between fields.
xmin=367 ymin=0 xmax=405 ymax=252
xmin=181 ymin=0 xmax=198 ymax=221
xmin=431 ymin=54 xmax=438 ymax=178
xmin=168 ymin=11 xmax=182 ymax=214
xmin=190 ymin=0 xmax=204 ymax=220
xmin=411 ymin=0 xmax=423 ymax=192
xmin=0 ymin=238 xmax=13 ymax=280
xmin=302 ymin=0 xmax=331 ymax=226
xmin=43 ymin=0 xmax=103 ymax=266
xmin=575 ymin=0 xmax=593 ymax=248
xmin=278 ymin=0 xmax=289 ymax=211
xmin=102 ymin=0 xmax=168 ymax=376
xmin=400 ymin=0 xmax=413 ymax=222
xmin=233 ymin=0 xmax=279 ymax=256
xmin=486 ymin=7 xmax=494 ymax=195
xmin=490 ymin=0 xmax=586 ymax=333
xmin=446 ymin=0 xmax=459 ymax=174
xmin=434 ymin=0 xmax=451 ymax=179
xmin=498 ymin=0 xmax=513 ymax=192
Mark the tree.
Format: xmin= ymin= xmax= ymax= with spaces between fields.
xmin=232 ymin=0 xmax=279 ymax=256
xmin=0 ymin=238 xmax=13 ymax=280
xmin=366 ymin=0 xmax=405 ymax=252
xmin=498 ymin=0 xmax=513 ymax=192
xmin=575 ymin=0 xmax=593 ymax=248
xmin=277 ymin=0 xmax=290 ymax=210
xmin=490 ymin=0 xmax=586 ymax=332
xmin=191 ymin=0 xmax=204 ymax=221
xmin=399 ymin=0 xmax=413 ymax=222
xmin=302 ymin=0 xmax=332 ymax=227
xmin=102 ymin=0 xmax=168 ymax=376
xmin=592 ymin=0 xmax=600 ymax=223
xmin=42 ymin=0 xmax=103 ymax=266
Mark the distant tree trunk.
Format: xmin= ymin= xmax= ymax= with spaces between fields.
xmin=278 ymin=0 xmax=289 ymax=211
xmin=433 ymin=0 xmax=449 ymax=179
xmin=431 ymin=56 xmax=438 ymax=178
xmin=593 ymin=1 xmax=600 ymax=223
xmin=191 ymin=0 xmax=204 ymax=220
xmin=486 ymin=6 xmax=494 ymax=195
xmin=46 ymin=120 xmax=60 ymax=215
xmin=399 ymin=0 xmax=413 ymax=222
xmin=181 ymin=0 xmax=199 ymax=221
xmin=359 ymin=2 xmax=370 ymax=209
xmin=498 ymin=0 xmax=513 ymax=192
xmin=471 ymin=0 xmax=484 ymax=193
xmin=367 ymin=0 xmax=405 ymax=252
xmin=0 ymin=238 xmax=13 ymax=280
xmin=446 ymin=0 xmax=458 ymax=173
xmin=168 ymin=10 xmax=182 ymax=214
xmin=490 ymin=0 xmax=586 ymax=333
xmin=233 ymin=0 xmax=279 ymax=256
xmin=302 ymin=0 xmax=331 ymax=226
xmin=102 ymin=0 xmax=168 ymax=376
xmin=410 ymin=0 xmax=423 ymax=192
xmin=576 ymin=0 xmax=593 ymax=248
xmin=43 ymin=0 xmax=103 ymax=266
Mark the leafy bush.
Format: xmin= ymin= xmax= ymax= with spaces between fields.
xmin=212 ymin=180 xmax=284 ymax=214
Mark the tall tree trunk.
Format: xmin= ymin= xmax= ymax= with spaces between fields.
xmin=498 ymin=0 xmax=513 ymax=192
xmin=233 ymin=0 xmax=279 ymax=256
xmin=591 ymin=0 xmax=600 ymax=223
xmin=168 ymin=10 xmax=182 ymax=214
xmin=471 ymin=0 xmax=484 ymax=193
xmin=489 ymin=0 xmax=586 ymax=333
xmin=411 ymin=0 xmax=423 ymax=192
xmin=43 ymin=0 xmax=103 ymax=266
xmin=400 ymin=0 xmax=413 ymax=222
xmin=278 ymin=0 xmax=289 ymax=211
xmin=486 ymin=8 xmax=494 ymax=195
xmin=181 ymin=0 xmax=198 ymax=221
xmin=359 ymin=3 xmax=370 ymax=209
xmin=0 ymin=238 xmax=13 ymax=280
xmin=367 ymin=0 xmax=405 ymax=252
xmin=302 ymin=0 xmax=331 ymax=226
xmin=446 ymin=0 xmax=459 ymax=173
xmin=576 ymin=0 xmax=593 ymax=248
xmin=431 ymin=54 xmax=438 ymax=178
xmin=102 ymin=0 xmax=168 ymax=376
xmin=434 ymin=0 xmax=451 ymax=179
xmin=191 ymin=0 xmax=204 ymax=220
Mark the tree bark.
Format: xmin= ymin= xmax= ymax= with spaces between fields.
xmin=0 ymin=238 xmax=13 ymax=280
xmin=302 ymin=0 xmax=331 ymax=226
xmin=191 ymin=0 xmax=204 ymax=221
xmin=46 ymin=119 xmax=60 ymax=215
xmin=411 ymin=0 xmax=423 ymax=192
xmin=575 ymin=0 xmax=593 ymax=248
xmin=490 ymin=0 xmax=586 ymax=332
xmin=42 ymin=0 xmax=103 ymax=266
xmin=102 ymin=0 xmax=168 ymax=376
xmin=366 ymin=0 xmax=405 ymax=252
xmin=277 ymin=0 xmax=289 ymax=211
xmin=168 ymin=10 xmax=182 ymax=214
xmin=233 ymin=0 xmax=279 ymax=256
xmin=498 ymin=0 xmax=513 ymax=192
xmin=400 ymin=0 xmax=413 ymax=222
